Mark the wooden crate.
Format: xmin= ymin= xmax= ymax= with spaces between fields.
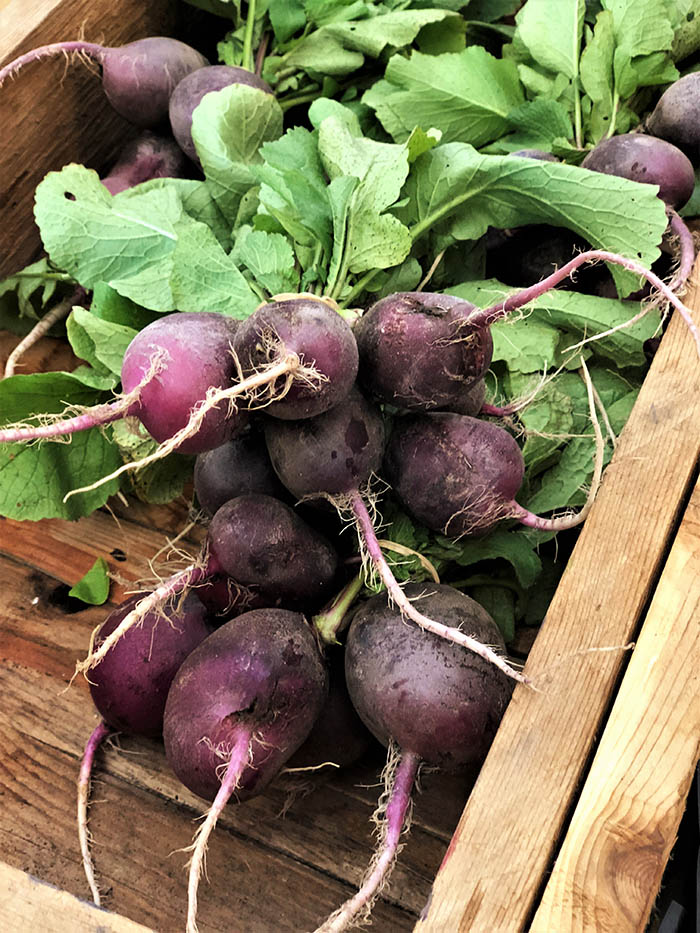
xmin=0 ymin=2 xmax=699 ymax=931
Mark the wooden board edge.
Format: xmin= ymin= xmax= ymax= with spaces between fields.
xmin=529 ymin=474 xmax=700 ymax=932
xmin=0 ymin=859 xmax=154 ymax=933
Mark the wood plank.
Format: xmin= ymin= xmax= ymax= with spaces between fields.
xmin=0 ymin=0 xmax=178 ymax=278
xmin=530 ymin=476 xmax=700 ymax=933
xmin=0 ymin=859 xmax=152 ymax=933
xmin=416 ymin=296 xmax=700 ymax=932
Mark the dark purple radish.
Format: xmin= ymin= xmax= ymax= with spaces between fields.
xmin=234 ymin=297 xmax=359 ymax=420
xmin=0 ymin=312 xmax=247 ymax=457
xmin=162 ymin=609 xmax=328 ymax=933
xmin=100 ymin=131 xmax=188 ymax=195
xmin=438 ymin=377 xmax=486 ymax=417
xmin=354 ymin=292 xmax=492 ymax=412
xmin=315 ymin=585 xmax=512 ymax=932
xmin=265 ymin=389 xmax=526 ymax=684
xmin=582 ymin=134 xmax=696 ymax=292
xmin=196 ymin=574 xmax=269 ymax=621
xmin=385 ymin=397 xmax=603 ymax=540
xmin=76 ymin=494 xmax=339 ymax=674
xmin=79 ymin=593 xmax=211 ymax=904
xmin=194 ymin=430 xmax=286 ymax=517
xmin=169 ymin=65 xmax=273 ymax=163
xmin=582 ymin=134 xmax=695 ymax=209
xmin=647 ymin=73 xmax=700 ymax=166
xmin=0 ymin=38 xmax=208 ymax=127
xmin=287 ymin=649 xmax=373 ymax=771
xmin=207 ymin=495 xmax=339 ymax=608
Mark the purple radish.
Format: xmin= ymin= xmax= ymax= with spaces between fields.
xmin=196 ymin=574 xmax=269 ymax=622
xmin=439 ymin=377 xmax=486 ymax=417
xmin=233 ymin=297 xmax=359 ymax=420
xmin=314 ymin=584 xmax=512 ymax=932
xmin=76 ymin=494 xmax=339 ymax=674
xmin=582 ymin=134 xmax=696 ymax=291
xmin=0 ymin=312 xmax=247 ymax=455
xmin=169 ymin=65 xmax=273 ymax=163
xmin=162 ymin=608 xmax=328 ymax=933
xmin=60 ymin=296 xmax=361 ymax=497
xmin=384 ymin=399 xmax=602 ymax=539
xmin=0 ymin=37 xmax=208 ymax=127
xmin=354 ymin=292 xmax=492 ymax=412
xmin=100 ymin=131 xmax=188 ymax=194
xmin=79 ymin=593 xmax=211 ymax=904
xmin=194 ymin=430 xmax=286 ymax=517
xmin=264 ymin=389 xmax=527 ymax=684
xmin=647 ymin=73 xmax=700 ymax=166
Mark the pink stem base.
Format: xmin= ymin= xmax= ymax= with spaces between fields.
xmin=77 ymin=720 xmax=111 ymax=905
xmin=349 ymin=491 xmax=528 ymax=685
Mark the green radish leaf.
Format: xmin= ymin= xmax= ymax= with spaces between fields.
xmin=68 ymin=558 xmax=111 ymax=605
xmin=232 ymin=227 xmax=300 ymax=295
xmin=0 ymin=372 xmax=121 ymax=520
xmin=66 ymin=307 xmax=137 ymax=379
xmin=515 ymin=0 xmax=585 ymax=82
xmin=192 ymin=84 xmax=284 ymax=226
xmin=363 ymin=47 xmax=524 ymax=146
xmin=404 ymin=146 xmax=668 ymax=296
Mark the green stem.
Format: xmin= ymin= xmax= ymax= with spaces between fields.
xmin=242 ymin=0 xmax=257 ymax=73
xmin=12 ymin=271 xmax=73 ymax=281
xmin=329 ymin=216 xmax=355 ymax=301
xmin=574 ymin=80 xmax=583 ymax=149
xmin=280 ymin=89 xmax=321 ymax=112
xmin=605 ymin=91 xmax=620 ymax=140
xmin=312 ymin=572 xmax=364 ymax=645
xmin=338 ymin=268 xmax=379 ymax=308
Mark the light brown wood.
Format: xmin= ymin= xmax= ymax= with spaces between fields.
xmin=0 ymin=858 xmax=152 ymax=933
xmin=530 ymin=476 xmax=700 ymax=933
xmin=0 ymin=0 xmax=177 ymax=278
xmin=416 ymin=299 xmax=700 ymax=932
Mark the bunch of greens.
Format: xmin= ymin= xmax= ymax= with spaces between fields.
xmin=0 ymin=0 xmax=694 ymax=634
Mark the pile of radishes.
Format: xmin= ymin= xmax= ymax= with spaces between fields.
xmin=4 ymin=11 xmax=700 ymax=933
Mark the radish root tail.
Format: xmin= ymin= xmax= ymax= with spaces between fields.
xmin=185 ymin=727 xmax=254 ymax=933
xmin=77 ymin=720 xmax=111 ymax=906
xmin=313 ymin=744 xmax=419 ymax=933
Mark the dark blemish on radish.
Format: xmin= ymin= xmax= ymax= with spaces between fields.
xmin=345 ymin=419 xmax=369 ymax=453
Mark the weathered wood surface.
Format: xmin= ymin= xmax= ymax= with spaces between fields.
xmin=0 ymin=859 xmax=153 ymax=933
xmin=531 ymin=474 xmax=700 ymax=933
xmin=417 ymin=298 xmax=700 ymax=932
xmin=0 ymin=0 xmax=177 ymax=277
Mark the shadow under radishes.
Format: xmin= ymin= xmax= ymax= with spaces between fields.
xmin=313 ymin=584 xmax=513 ymax=932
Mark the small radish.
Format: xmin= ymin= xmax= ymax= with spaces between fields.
xmin=0 ymin=37 xmax=208 ymax=127
xmin=100 ymin=131 xmax=188 ymax=195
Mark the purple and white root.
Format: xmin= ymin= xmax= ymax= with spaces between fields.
xmin=314 ymin=744 xmax=419 ymax=933
xmin=0 ymin=41 xmax=105 ymax=86
xmin=77 ymin=719 xmax=111 ymax=905
xmin=76 ymin=561 xmax=213 ymax=676
xmin=347 ymin=492 xmax=529 ymax=685
xmin=185 ymin=727 xmax=254 ymax=933
xmin=668 ymin=209 xmax=696 ymax=295
xmin=472 ymin=248 xmax=700 ymax=358
xmin=63 ymin=351 xmax=324 ymax=504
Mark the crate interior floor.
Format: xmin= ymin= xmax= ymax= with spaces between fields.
xmin=0 ymin=476 xmax=470 ymax=932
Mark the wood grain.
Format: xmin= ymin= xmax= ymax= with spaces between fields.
xmin=416 ymin=299 xmax=700 ymax=932
xmin=0 ymin=859 xmax=152 ymax=933
xmin=0 ymin=0 xmax=178 ymax=278
xmin=530 ymin=475 xmax=700 ymax=933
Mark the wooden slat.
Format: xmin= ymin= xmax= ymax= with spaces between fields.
xmin=417 ymin=298 xmax=700 ymax=931
xmin=0 ymin=0 xmax=178 ymax=278
xmin=530 ymin=476 xmax=700 ymax=932
xmin=0 ymin=859 xmax=152 ymax=933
